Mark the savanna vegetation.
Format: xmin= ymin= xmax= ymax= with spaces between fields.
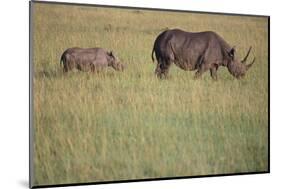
xmin=31 ymin=2 xmax=269 ymax=186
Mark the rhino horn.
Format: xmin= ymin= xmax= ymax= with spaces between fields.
xmin=241 ymin=46 xmax=252 ymax=64
xmin=246 ymin=57 xmax=255 ymax=71
xmin=112 ymin=62 xmax=125 ymax=71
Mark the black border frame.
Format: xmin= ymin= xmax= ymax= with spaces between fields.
xmin=29 ymin=0 xmax=270 ymax=188
xmin=29 ymin=1 xmax=34 ymax=188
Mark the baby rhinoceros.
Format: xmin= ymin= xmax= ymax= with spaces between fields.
xmin=60 ymin=47 xmax=124 ymax=73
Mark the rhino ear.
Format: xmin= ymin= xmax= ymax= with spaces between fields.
xmin=108 ymin=51 xmax=113 ymax=57
xmin=228 ymin=47 xmax=236 ymax=59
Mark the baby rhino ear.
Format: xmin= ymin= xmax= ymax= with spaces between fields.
xmin=228 ymin=46 xmax=236 ymax=59
xmin=108 ymin=51 xmax=114 ymax=57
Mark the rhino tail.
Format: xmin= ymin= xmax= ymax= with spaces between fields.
xmin=60 ymin=55 xmax=63 ymax=65
xmin=151 ymin=44 xmax=155 ymax=62
xmin=60 ymin=51 xmax=66 ymax=66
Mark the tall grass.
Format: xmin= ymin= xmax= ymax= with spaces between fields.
xmin=32 ymin=2 xmax=268 ymax=186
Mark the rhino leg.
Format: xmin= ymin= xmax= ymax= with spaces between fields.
xmin=155 ymin=59 xmax=172 ymax=79
xmin=194 ymin=70 xmax=203 ymax=79
xmin=90 ymin=64 xmax=96 ymax=73
xmin=63 ymin=64 xmax=69 ymax=72
xmin=162 ymin=61 xmax=172 ymax=78
xmin=76 ymin=64 xmax=83 ymax=71
xmin=194 ymin=55 xmax=207 ymax=79
xmin=194 ymin=68 xmax=209 ymax=79
xmin=210 ymin=64 xmax=219 ymax=81
xmin=194 ymin=63 xmax=209 ymax=79
xmin=63 ymin=61 xmax=75 ymax=72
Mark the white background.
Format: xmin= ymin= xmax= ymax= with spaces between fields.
xmin=0 ymin=0 xmax=278 ymax=188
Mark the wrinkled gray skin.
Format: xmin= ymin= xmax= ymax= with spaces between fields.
xmin=60 ymin=47 xmax=124 ymax=73
xmin=151 ymin=29 xmax=255 ymax=80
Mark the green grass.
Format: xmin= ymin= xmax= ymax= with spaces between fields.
xmin=32 ymin=2 xmax=269 ymax=186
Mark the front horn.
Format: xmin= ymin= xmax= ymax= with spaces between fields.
xmin=241 ymin=46 xmax=252 ymax=63
xmin=246 ymin=57 xmax=255 ymax=71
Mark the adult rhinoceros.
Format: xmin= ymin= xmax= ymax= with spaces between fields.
xmin=151 ymin=29 xmax=255 ymax=80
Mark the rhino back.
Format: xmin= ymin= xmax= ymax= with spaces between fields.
xmin=71 ymin=48 xmax=109 ymax=66
xmin=157 ymin=29 xmax=232 ymax=67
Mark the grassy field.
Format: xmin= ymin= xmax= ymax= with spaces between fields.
xmin=31 ymin=2 xmax=269 ymax=186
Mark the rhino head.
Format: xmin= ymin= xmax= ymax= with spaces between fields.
xmin=107 ymin=51 xmax=125 ymax=71
xmin=226 ymin=46 xmax=255 ymax=79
